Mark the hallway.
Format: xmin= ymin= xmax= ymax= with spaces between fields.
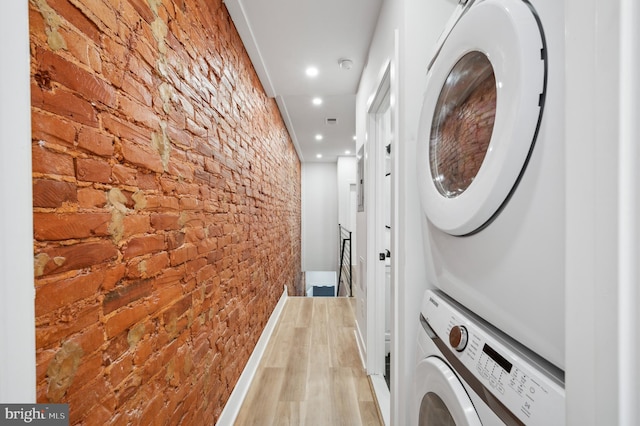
xmin=234 ymin=297 xmax=382 ymax=425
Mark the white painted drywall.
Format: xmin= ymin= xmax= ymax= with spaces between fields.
xmin=302 ymin=162 xmax=339 ymax=271
xmin=0 ymin=1 xmax=36 ymax=403
xmin=565 ymin=0 xmax=640 ymax=424
xmin=337 ymin=156 xmax=357 ymax=265
xmin=355 ymin=0 xmax=455 ymax=423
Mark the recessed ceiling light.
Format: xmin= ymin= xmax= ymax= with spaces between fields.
xmin=312 ymin=97 xmax=322 ymax=106
xmin=315 ymin=134 xmax=323 ymax=141
xmin=306 ymin=66 xmax=319 ymax=77
xmin=352 ymin=135 xmax=357 ymax=140
xmin=316 ymin=154 xmax=323 ymax=159
xmin=345 ymin=150 xmax=351 ymax=155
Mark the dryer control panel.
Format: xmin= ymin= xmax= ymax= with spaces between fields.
xmin=422 ymin=290 xmax=565 ymax=426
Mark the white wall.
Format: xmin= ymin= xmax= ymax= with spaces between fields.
xmin=565 ymin=0 xmax=640 ymax=424
xmin=337 ymin=156 xmax=356 ymax=231
xmin=355 ymin=0 xmax=455 ymax=423
xmin=302 ymin=162 xmax=339 ymax=271
xmin=0 ymin=1 xmax=36 ymax=402
xmin=337 ymin=156 xmax=357 ymax=265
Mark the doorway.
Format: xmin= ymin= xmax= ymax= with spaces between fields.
xmin=366 ymin=63 xmax=393 ymax=420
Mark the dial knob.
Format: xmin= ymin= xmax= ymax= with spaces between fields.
xmin=449 ymin=325 xmax=468 ymax=352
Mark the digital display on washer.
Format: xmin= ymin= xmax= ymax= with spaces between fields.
xmin=483 ymin=344 xmax=512 ymax=373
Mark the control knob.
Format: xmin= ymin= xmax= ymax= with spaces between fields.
xmin=449 ymin=325 xmax=468 ymax=352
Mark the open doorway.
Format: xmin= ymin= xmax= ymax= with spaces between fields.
xmin=365 ymin=63 xmax=393 ymax=420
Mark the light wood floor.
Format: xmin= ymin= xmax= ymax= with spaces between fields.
xmin=234 ymin=297 xmax=383 ymax=426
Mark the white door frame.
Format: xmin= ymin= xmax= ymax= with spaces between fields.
xmin=365 ymin=62 xmax=396 ymax=425
xmin=366 ymin=64 xmax=391 ymax=376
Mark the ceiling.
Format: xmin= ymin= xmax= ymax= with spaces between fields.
xmin=223 ymin=0 xmax=384 ymax=163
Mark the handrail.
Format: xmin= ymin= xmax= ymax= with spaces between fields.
xmin=337 ymin=224 xmax=353 ymax=297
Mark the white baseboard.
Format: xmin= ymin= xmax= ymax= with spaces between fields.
xmin=354 ymin=320 xmax=366 ymax=370
xmin=369 ymin=374 xmax=390 ymax=426
xmin=216 ymin=286 xmax=288 ymax=425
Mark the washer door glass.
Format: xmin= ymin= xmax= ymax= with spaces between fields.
xmin=414 ymin=357 xmax=482 ymax=426
xmin=419 ymin=392 xmax=456 ymax=425
xmin=416 ymin=0 xmax=545 ymax=235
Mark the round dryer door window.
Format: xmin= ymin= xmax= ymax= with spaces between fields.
xmin=417 ymin=0 xmax=546 ymax=236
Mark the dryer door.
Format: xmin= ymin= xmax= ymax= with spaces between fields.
xmin=416 ymin=0 xmax=545 ymax=236
xmin=415 ymin=356 xmax=482 ymax=426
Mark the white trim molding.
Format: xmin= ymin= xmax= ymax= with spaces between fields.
xmin=216 ymin=286 xmax=288 ymax=425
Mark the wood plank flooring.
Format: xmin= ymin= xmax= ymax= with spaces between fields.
xmin=234 ymin=297 xmax=383 ymax=426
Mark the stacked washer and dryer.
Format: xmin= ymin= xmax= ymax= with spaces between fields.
xmin=413 ymin=0 xmax=566 ymax=424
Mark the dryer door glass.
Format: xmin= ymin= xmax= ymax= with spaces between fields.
xmin=429 ymin=52 xmax=496 ymax=198
xmin=419 ymin=392 xmax=456 ymax=425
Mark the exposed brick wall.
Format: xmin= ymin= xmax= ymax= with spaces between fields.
xmin=29 ymin=0 xmax=302 ymax=423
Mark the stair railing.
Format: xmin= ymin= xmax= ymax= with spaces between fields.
xmin=337 ymin=224 xmax=353 ymax=297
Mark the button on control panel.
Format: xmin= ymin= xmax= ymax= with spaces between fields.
xmin=422 ymin=290 xmax=564 ymax=426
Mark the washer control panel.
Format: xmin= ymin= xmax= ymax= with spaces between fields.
xmin=422 ymin=290 xmax=565 ymax=426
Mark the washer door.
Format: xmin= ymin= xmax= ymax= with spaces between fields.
xmin=415 ymin=356 xmax=482 ymax=425
xmin=416 ymin=0 xmax=545 ymax=236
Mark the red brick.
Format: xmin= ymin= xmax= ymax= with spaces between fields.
xmin=36 ymin=47 xmax=117 ymax=107
xmin=120 ymin=138 xmax=164 ymax=173
xmin=69 ymin=324 xmax=105 ymax=356
xmin=144 ymin=252 xmax=170 ymax=276
xmin=32 ymin=144 xmax=75 ymax=177
xmin=33 ymin=179 xmax=77 ymax=208
xmin=106 ymin=352 xmax=133 ymax=389
xmin=66 ymin=376 xmax=112 ymax=424
xmin=59 ymin=27 xmax=102 ymax=71
xmin=31 ymin=0 xmax=303 ymax=422
xmin=137 ymin=171 xmax=159 ymax=190
xmin=70 ymin=0 xmax=119 ymax=34
xmin=151 ymin=213 xmax=180 ymax=231
xmin=34 ymin=212 xmax=111 ymax=241
xmin=39 ymin=241 xmax=118 ymax=276
xmin=78 ymin=126 xmax=114 ymax=156
xmin=119 ymin=94 xmax=159 ymax=130
xmin=102 ymin=115 xmax=149 ymax=146
xmin=76 ymin=157 xmax=112 ymax=183
xmin=196 ymin=264 xmax=215 ymax=285
xmin=123 ymin=234 xmax=165 ymax=259
xmin=101 ymin=264 xmax=127 ymax=293
xmin=46 ymin=0 xmax=101 ymax=44
xmin=31 ymin=110 xmax=77 ymax=149
xmin=103 ymin=279 xmax=153 ymax=315
xmin=122 ymin=214 xmax=151 ymax=238
xmin=112 ymin=164 xmax=137 ymax=185
xmin=31 ymin=83 xmax=98 ymax=127
xmin=120 ymin=75 xmax=151 ymax=111
xmin=168 ymin=158 xmax=195 ymax=181
xmin=68 ymin=352 xmax=104 ymax=399
xmin=125 ymin=0 xmax=156 ymax=24
xmin=35 ymin=271 xmax=103 ymax=316
xmin=132 ymin=336 xmax=155 ymax=367
xmin=77 ymin=187 xmax=106 ymax=208
xmin=36 ymin=304 xmax=101 ymax=349
xmin=105 ymin=302 xmax=150 ymax=338
xmin=170 ymin=243 xmax=197 ymax=266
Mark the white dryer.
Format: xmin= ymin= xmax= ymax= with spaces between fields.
xmin=416 ymin=0 xmax=565 ymax=369
xmin=413 ymin=290 xmax=564 ymax=425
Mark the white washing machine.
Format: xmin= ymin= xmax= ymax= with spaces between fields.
xmin=413 ymin=290 xmax=564 ymax=425
xmin=416 ymin=0 xmax=565 ymax=369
